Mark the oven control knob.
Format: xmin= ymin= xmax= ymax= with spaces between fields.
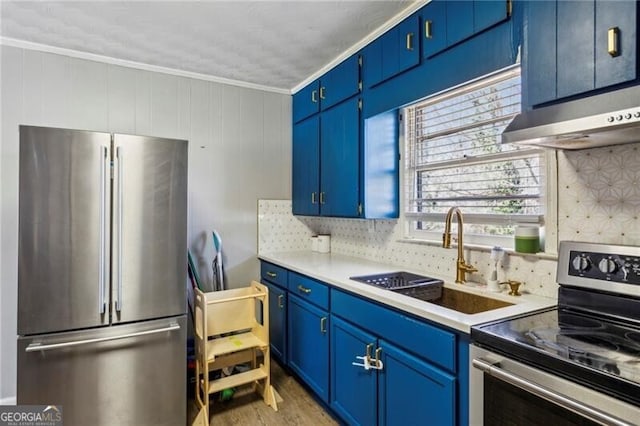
xmin=598 ymin=258 xmax=617 ymax=274
xmin=572 ymin=256 xmax=590 ymax=271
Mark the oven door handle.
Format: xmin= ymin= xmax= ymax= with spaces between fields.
xmin=472 ymin=358 xmax=634 ymax=426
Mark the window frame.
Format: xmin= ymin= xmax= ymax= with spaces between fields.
xmin=399 ymin=65 xmax=558 ymax=253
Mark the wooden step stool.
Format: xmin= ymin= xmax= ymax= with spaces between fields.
xmin=193 ymin=281 xmax=278 ymax=425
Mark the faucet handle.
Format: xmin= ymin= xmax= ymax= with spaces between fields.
xmin=500 ymin=280 xmax=522 ymax=296
xmin=462 ymin=262 xmax=478 ymax=273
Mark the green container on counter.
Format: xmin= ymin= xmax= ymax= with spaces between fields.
xmin=515 ymin=225 xmax=540 ymax=254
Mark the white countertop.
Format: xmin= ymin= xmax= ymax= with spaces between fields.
xmin=259 ymin=251 xmax=556 ymax=334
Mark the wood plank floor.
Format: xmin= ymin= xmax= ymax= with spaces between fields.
xmin=189 ymin=360 xmax=338 ymax=425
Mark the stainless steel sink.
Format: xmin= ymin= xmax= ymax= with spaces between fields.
xmin=350 ymin=271 xmax=513 ymax=314
xmin=418 ymin=287 xmax=513 ymax=314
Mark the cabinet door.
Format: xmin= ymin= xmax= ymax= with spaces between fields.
xmin=394 ymin=14 xmax=421 ymax=78
xmin=474 ymin=0 xmax=509 ymax=33
xmin=292 ymin=116 xmax=320 ymax=216
xmin=525 ymin=0 xmax=557 ymax=106
xmin=595 ymin=0 xmax=637 ymax=89
xmin=330 ymin=316 xmax=377 ymax=426
xmin=293 ymin=80 xmax=320 ymax=123
xmin=379 ymin=340 xmax=456 ymax=426
xmin=266 ymin=283 xmax=287 ymax=363
xmin=366 ymin=15 xmax=420 ymax=87
xmin=557 ymin=0 xmax=595 ymax=99
xmin=288 ymin=295 xmax=330 ymax=403
xmin=320 ymin=97 xmax=360 ymax=217
xmin=362 ymin=41 xmax=383 ymax=88
xmin=320 ymin=55 xmax=360 ymax=111
xmin=446 ymin=0 xmax=474 ymax=46
xmin=422 ymin=0 xmax=447 ymax=59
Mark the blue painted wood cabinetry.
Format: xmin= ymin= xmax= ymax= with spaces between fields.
xmin=524 ymin=0 xmax=637 ymax=108
xmin=259 ymin=261 xmax=466 ymax=425
xmin=379 ymin=340 xmax=455 ymax=426
xmin=292 ymin=115 xmax=320 ymax=215
xmin=292 ymin=96 xmax=360 ymax=217
xmin=422 ymin=0 xmax=511 ymax=60
xmin=319 ymin=97 xmax=360 ymax=217
xmin=292 ymin=55 xmax=360 ymax=123
xmin=363 ymin=13 xmax=421 ymax=88
xmin=288 ymin=294 xmax=330 ymax=403
xmin=260 ymin=262 xmax=288 ymax=363
xmin=331 ymin=316 xmax=378 ymax=425
xmin=330 ymin=314 xmax=456 ymax=426
xmin=331 ymin=289 xmax=458 ymax=426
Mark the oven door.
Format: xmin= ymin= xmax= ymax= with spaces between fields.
xmin=469 ymin=344 xmax=638 ymax=426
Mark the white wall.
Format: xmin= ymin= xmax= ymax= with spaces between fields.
xmin=0 ymin=45 xmax=291 ymax=401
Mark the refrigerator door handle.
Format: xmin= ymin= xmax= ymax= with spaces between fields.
xmin=25 ymin=323 xmax=180 ymax=352
xmin=116 ymin=146 xmax=123 ymax=312
xmin=99 ymin=146 xmax=108 ymax=314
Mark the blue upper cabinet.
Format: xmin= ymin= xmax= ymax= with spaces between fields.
xmin=422 ymin=0 xmax=447 ymax=59
xmin=595 ymin=0 xmax=637 ymax=89
xmin=292 ymin=116 xmax=320 ymax=216
xmin=320 ymin=97 xmax=360 ymax=217
xmin=292 ymin=55 xmax=359 ymax=123
xmin=524 ymin=0 xmax=637 ymax=108
xmin=525 ymin=0 xmax=557 ymax=107
xmin=292 ymin=80 xmax=320 ymax=124
xmin=557 ymin=0 xmax=595 ymax=99
xmin=292 ymin=95 xmax=361 ymax=218
xmin=422 ymin=0 xmax=510 ymax=60
xmin=320 ymin=55 xmax=361 ymax=111
xmin=364 ymin=13 xmax=421 ymax=87
xmin=474 ymin=0 xmax=510 ymax=33
xmin=446 ymin=0 xmax=474 ymax=46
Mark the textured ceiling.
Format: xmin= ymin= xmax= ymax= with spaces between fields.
xmin=1 ymin=1 xmax=417 ymax=92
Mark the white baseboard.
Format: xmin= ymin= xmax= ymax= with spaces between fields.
xmin=0 ymin=396 xmax=17 ymax=405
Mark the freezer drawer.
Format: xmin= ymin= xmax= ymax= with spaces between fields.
xmin=18 ymin=316 xmax=186 ymax=426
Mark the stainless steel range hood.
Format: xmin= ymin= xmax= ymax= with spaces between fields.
xmin=502 ymin=85 xmax=640 ymax=150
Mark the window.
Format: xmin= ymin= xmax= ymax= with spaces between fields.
xmin=403 ymin=66 xmax=547 ymax=248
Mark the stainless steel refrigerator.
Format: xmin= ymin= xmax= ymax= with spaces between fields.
xmin=17 ymin=125 xmax=188 ymax=426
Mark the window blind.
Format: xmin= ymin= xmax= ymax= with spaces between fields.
xmin=403 ymin=67 xmax=545 ymax=239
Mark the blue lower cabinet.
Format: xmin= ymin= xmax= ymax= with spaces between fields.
xmin=379 ymin=340 xmax=456 ymax=426
xmin=288 ymin=294 xmax=330 ymax=403
xmin=330 ymin=316 xmax=378 ymax=426
xmin=330 ymin=315 xmax=456 ymax=426
xmin=266 ymin=282 xmax=287 ymax=363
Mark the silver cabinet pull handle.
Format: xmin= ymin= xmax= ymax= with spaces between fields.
xmin=116 ymin=146 xmax=123 ymax=312
xmin=99 ymin=146 xmax=108 ymax=314
xmin=278 ymin=294 xmax=284 ymax=308
xmin=297 ymin=285 xmax=311 ymax=294
xmin=472 ymin=358 xmax=634 ymax=426
xmin=26 ymin=323 xmax=180 ymax=352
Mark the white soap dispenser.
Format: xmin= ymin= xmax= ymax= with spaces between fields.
xmin=487 ymin=246 xmax=504 ymax=292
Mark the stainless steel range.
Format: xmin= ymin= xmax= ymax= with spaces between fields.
xmin=470 ymin=241 xmax=640 ymax=426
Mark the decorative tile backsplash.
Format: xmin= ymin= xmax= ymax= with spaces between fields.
xmin=258 ymin=142 xmax=640 ymax=300
xmin=558 ymin=144 xmax=640 ymax=245
xmin=257 ymin=200 xmax=558 ymax=298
